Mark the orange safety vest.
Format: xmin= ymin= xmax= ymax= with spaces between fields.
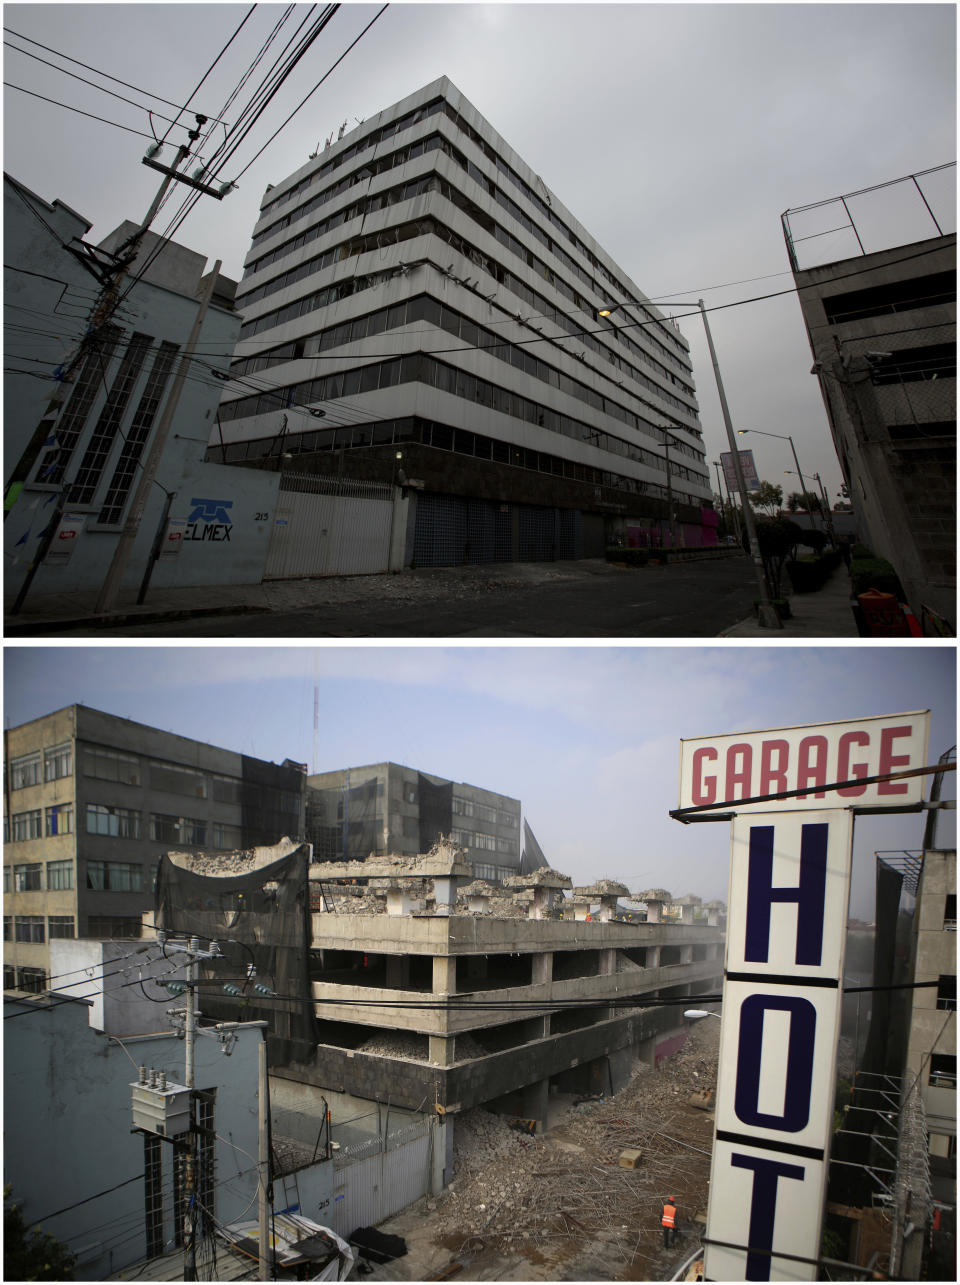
xmin=662 ymin=1203 xmax=676 ymax=1228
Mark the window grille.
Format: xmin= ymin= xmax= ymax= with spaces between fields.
xmin=99 ymin=342 xmax=179 ymax=523
xmin=70 ymin=332 xmax=153 ymax=504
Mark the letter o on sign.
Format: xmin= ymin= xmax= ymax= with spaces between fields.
xmin=734 ymin=994 xmax=817 ymax=1132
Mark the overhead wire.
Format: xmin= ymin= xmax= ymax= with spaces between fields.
xmin=156 ymin=3 xmax=257 ymax=147
xmin=4 ymin=83 xmax=166 ymax=142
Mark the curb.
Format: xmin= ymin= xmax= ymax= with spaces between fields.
xmin=6 ymin=603 xmax=273 ymax=636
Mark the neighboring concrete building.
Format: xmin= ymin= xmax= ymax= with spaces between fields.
xmin=212 ymin=77 xmax=717 ymax=567
xmin=784 ymin=175 xmax=955 ymax=629
xmin=3 ymin=705 xmax=306 ymax=990
xmin=3 ymin=991 xmax=266 ymax=1280
xmin=4 ymin=176 xmax=280 ymax=605
xmin=307 ymin=761 xmax=522 ymax=879
xmin=904 ymin=847 xmax=956 ymax=1193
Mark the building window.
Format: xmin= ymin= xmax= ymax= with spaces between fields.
xmin=87 ymin=916 xmax=142 ymax=939
xmin=212 ymin=774 xmax=243 ymax=804
xmin=44 ymin=743 xmax=73 ymax=781
xmin=150 ymin=813 xmax=181 ymax=844
xmin=3 ymin=867 xmax=10 ymax=894
xmin=70 ymin=331 xmax=154 ymax=503
xmin=99 ymin=341 xmax=180 ymax=524
xmin=13 ymin=863 xmax=42 ymax=892
xmin=46 ymin=859 xmax=74 ymax=890
xmin=15 ymin=916 xmax=45 ymax=943
xmin=149 ymin=760 xmax=208 ymax=799
xmin=929 ymin=1054 xmax=956 ymax=1089
xmin=499 ymin=811 xmax=518 ymax=828
xmin=86 ymin=860 xmax=143 ymax=892
xmin=945 ymin=894 xmax=957 ymax=931
xmin=82 ymin=745 xmax=140 ymax=785
xmin=86 ymin=804 xmax=141 ymax=838
xmin=3 ymin=916 xmax=12 ymax=941
xmin=212 ymin=822 xmax=243 ymax=850
xmin=453 ymin=797 xmax=474 ymax=817
xmin=10 ymin=753 xmax=42 ymax=789
xmin=11 ymin=811 xmax=42 ymax=842
xmin=497 ymin=836 xmax=514 ymax=853
xmin=45 ymin=804 xmax=74 ymax=836
xmin=450 ymin=828 xmax=470 ymax=846
xmin=936 ymin=975 xmax=957 ymax=1011
xmin=4 ymin=965 xmax=17 ymax=989
xmin=17 ymin=967 xmax=47 ymax=993
xmin=473 ymin=863 xmax=497 ymax=881
xmin=47 ymin=916 xmax=75 ymax=939
xmin=474 ymin=832 xmax=497 ymax=851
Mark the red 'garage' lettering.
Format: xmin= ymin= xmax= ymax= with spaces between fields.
xmin=878 ymin=726 xmax=912 ymax=795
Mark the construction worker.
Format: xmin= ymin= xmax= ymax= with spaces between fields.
xmin=661 ymin=1196 xmax=677 ymax=1248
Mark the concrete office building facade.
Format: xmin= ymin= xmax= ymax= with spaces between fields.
xmin=791 ymin=232 xmax=956 ymax=628
xmin=213 ymin=78 xmax=715 ymax=565
xmin=307 ymin=761 xmax=521 ymax=879
xmin=3 ymin=705 xmax=306 ymax=991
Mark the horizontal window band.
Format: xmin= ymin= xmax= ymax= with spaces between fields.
xmin=725 ymin=971 xmax=840 ymax=988
xmin=715 ymin=1129 xmax=825 ymax=1162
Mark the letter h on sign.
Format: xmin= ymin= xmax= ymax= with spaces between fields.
xmin=745 ymin=823 xmax=828 ymax=966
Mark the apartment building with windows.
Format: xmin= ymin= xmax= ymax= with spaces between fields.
xmin=212 ymin=77 xmax=716 ymax=564
xmin=306 ymin=761 xmax=521 ymax=880
xmin=3 ymin=705 xmax=306 ymax=991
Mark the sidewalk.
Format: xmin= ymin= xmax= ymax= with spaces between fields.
xmin=718 ymin=565 xmax=859 ymax=637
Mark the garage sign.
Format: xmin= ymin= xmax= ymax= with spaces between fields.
xmin=676 ymin=712 xmax=930 ymax=1281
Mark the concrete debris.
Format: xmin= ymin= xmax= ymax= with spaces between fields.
xmin=358 ymin=1031 xmax=429 ymax=1062
xmin=571 ymin=880 xmax=630 ymax=897
xmin=502 ymin=867 xmax=572 ymax=888
xmin=390 ymin=1018 xmax=723 ymax=1282
xmin=631 ymin=887 xmax=673 ymax=902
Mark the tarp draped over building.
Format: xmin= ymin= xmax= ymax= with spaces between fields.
xmin=155 ymin=843 xmax=315 ymax=1065
xmin=520 ymin=820 xmax=548 ymax=875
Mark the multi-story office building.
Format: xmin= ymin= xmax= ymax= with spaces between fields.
xmin=3 ymin=706 xmax=306 ymax=991
xmin=307 ymin=761 xmax=521 ymax=880
xmin=212 ymin=78 xmax=716 ymax=564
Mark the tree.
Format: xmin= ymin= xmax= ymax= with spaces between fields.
xmin=749 ymin=481 xmax=783 ymax=516
xmin=4 ymin=1187 xmax=77 ymax=1281
xmin=746 ymin=515 xmax=805 ymax=598
xmin=786 ymin=490 xmax=822 ymax=514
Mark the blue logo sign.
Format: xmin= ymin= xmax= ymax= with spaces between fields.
xmin=188 ymin=498 xmax=233 ymax=524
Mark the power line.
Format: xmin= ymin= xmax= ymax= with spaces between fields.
xmin=4 ymin=82 xmax=160 ymax=141
xmin=2 ymin=26 xmax=230 ymax=120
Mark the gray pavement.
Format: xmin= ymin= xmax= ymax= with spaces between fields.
xmin=5 ymin=555 xmax=860 ymax=639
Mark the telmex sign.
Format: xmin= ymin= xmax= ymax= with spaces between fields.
xmin=678 ymin=711 xmax=930 ymax=814
xmin=677 ymin=712 xmax=930 ymax=1282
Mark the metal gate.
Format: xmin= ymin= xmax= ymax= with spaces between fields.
xmin=330 ymin=1118 xmax=434 ymax=1237
xmin=413 ymin=492 xmax=580 ymax=567
xmin=264 ymin=473 xmax=394 ymax=580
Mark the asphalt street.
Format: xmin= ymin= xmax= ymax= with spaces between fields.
xmin=57 ymin=556 xmax=759 ymax=638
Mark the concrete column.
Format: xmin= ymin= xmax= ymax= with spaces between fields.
xmin=645 ymin=901 xmax=663 ymax=923
xmin=680 ymin=945 xmax=693 ymax=965
xmin=432 ymin=876 xmax=455 ymax=916
xmin=599 ymin=948 xmax=617 ymax=976
xmin=429 ymin=1035 xmax=456 ymax=1066
xmin=432 ymin=955 xmax=456 ymax=995
xmin=531 ymin=952 xmax=553 ymax=985
xmin=520 ymin=1078 xmax=549 ymax=1132
xmin=646 ymin=945 xmax=661 ymax=969
xmin=430 ymin=1117 xmax=451 ymax=1193
xmin=386 ymin=886 xmax=411 ymax=916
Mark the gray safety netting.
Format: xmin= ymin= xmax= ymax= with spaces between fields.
xmin=154 ymin=843 xmax=316 ymax=1066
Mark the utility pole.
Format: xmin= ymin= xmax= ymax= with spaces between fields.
xmin=259 ymin=1035 xmax=272 ymax=1280
xmin=183 ymin=940 xmax=198 ymax=1282
xmin=698 ymin=299 xmax=782 ymax=629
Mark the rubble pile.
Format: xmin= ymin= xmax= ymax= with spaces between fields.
xmin=358 ymin=1031 xmax=429 ymax=1062
xmin=423 ymin=1018 xmax=720 ymax=1279
xmin=169 ymin=848 xmax=263 ymax=876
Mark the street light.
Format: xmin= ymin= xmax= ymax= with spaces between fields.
xmin=736 ymin=429 xmax=823 ymax=533
xmin=784 ymin=468 xmax=836 ymax=542
xmin=598 ymin=299 xmax=781 ymax=628
xmin=683 ymin=1009 xmax=721 ymax=1021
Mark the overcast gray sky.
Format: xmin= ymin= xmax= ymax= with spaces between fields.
xmin=4 ymin=644 xmax=955 ymax=919
xmin=3 ymin=3 xmax=955 ymax=497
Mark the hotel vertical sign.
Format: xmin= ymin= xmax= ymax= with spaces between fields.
xmin=677 ymin=712 xmax=930 ymax=1281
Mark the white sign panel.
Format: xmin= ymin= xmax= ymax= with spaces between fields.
xmin=678 ymin=711 xmax=930 ymax=815
xmin=720 ymin=448 xmax=760 ymax=492
xmin=705 ymin=808 xmax=852 ymax=1281
xmin=706 ymin=1138 xmax=826 ymax=1282
xmin=44 ymin=512 xmax=85 ymax=566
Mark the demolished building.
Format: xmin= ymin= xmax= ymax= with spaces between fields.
xmin=149 ymin=837 xmax=725 ymax=1203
